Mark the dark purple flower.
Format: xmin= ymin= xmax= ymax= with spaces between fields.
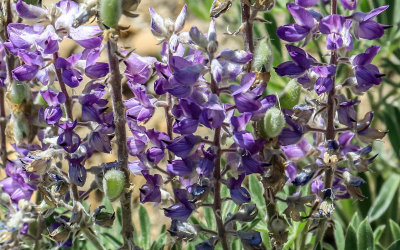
xmin=197 ymin=147 xmax=215 ymax=176
xmin=233 ymin=131 xmax=264 ymax=155
xmin=277 ymin=3 xmax=316 ymax=44
xmin=164 ymin=189 xmax=195 ymax=221
xmin=275 ymin=45 xmax=317 ymax=78
xmin=66 ymin=156 xmax=86 ymax=187
xmin=227 ymin=174 xmax=251 ymax=205
xmin=173 ymin=118 xmax=199 ymax=135
xmin=140 ymin=170 xmax=162 ymax=203
xmin=57 ymin=121 xmax=81 ymax=153
xmin=351 ymin=5 xmax=389 ymax=40
xmin=199 ymin=95 xmax=225 ymax=129
xmin=43 ymin=105 xmax=63 ymax=125
xmin=312 ymin=65 xmax=336 ymax=95
xmin=89 ymin=128 xmax=113 ymax=153
xmin=231 ymin=114 xmax=252 ymax=132
xmin=146 ymin=129 xmax=170 ymax=149
xmin=166 ymin=135 xmax=201 ymax=158
xmin=55 ymin=53 xmax=83 ymax=88
xmin=238 ymin=154 xmax=265 ymax=175
xmin=285 ymin=162 xmax=298 ymax=183
xmin=278 ymin=111 xmax=305 ymax=146
xmin=296 ymin=0 xmax=318 ymax=7
xmin=337 ymin=95 xmax=359 ymax=128
xmin=351 ymin=46 xmax=383 ymax=92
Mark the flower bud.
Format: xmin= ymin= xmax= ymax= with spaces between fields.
xmin=10 ymin=81 xmax=31 ymax=105
xmin=100 ymin=0 xmax=122 ymax=29
xmin=280 ymin=79 xmax=301 ymax=109
xmin=259 ymin=107 xmax=285 ymax=138
xmin=103 ymin=169 xmax=125 ymax=201
xmin=93 ymin=206 xmax=115 ymax=228
xmin=168 ymin=220 xmax=199 ymax=241
xmin=253 ymin=37 xmax=273 ymax=72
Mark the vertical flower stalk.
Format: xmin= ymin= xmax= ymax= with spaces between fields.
xmin=106 ymin=38 xmax=135 ymax=249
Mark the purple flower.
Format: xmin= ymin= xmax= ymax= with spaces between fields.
xmin=351 ymin=46 xmax=383 ymax=92
xmin=124 ymin=53 xmax=156 ymax=84
xmin=89 ymin=128 xmax=113 ymax=153
xmin=127 ymin=131 xmax=147 ymax=156
xmin=140 ymin=171 xmax=162 ymax=203
xmin=164 ymin=189 xmax=195 ymax=221
xmin=277 ymin=3 xmax=317 ymax=44
xmin=233 ymin=131 xmax=264 ymax=155
xmin=238 ymin=154 xmax=265 ymax=175
xmin=296 ymin=0 xmax=318 ymax=7
xmin=351 ymin=5 xmax=390 ymax=40
xmin=282 ymin=138 xmax=312 ymax=161
xmin=124 ymin=84 xmax=156 ymax=123
xmin=57 ymin=120 xmax=81 ymax=153
xmin=286 ymin=162 xmax=298 ymax=184
xmin=312 ymin=65 xmax=336 ymax=95
xmin=275 ymin=45 xmax=317 ymax=78
xmin=199 ymin=95 xmax=225 ymax=129
xmin=15 ymin=0 xmax=47 ymax=20
xmin=55 ymin=53 xmax=83 ymax=88
xmin=319 ymin=15 xmax=353 ymax=50
xmin=0 ymin=160 xmax=38 ymax=204
xmin=197 ymin=146 xmax=215 ymax=176
xmin=66 ymin=156 xmax=86 ymax=187
xmin=146 ymin=147 xmax=165 ymax=163
xmin=227 ymin=174 xmax=251 ymax=205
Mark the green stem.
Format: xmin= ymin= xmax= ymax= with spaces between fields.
xmin=81 ymin=227 xmax=106 ymax=250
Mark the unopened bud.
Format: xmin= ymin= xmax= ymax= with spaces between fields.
xmin=280 ymin=79 xmax=301 ymax=109
xmin=99 ymin=0 xmax=122 ymax=28
xmin=253 ymin=37 xmax=273 ymax=72
xmin=103 ymin=169 xmax=125 ymax=201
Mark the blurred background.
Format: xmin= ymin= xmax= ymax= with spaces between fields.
xmin=2 ymin=0 xmax=400 ymax=249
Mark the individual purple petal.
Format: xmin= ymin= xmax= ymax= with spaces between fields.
xmin=146 ymin=147 xmax=165 ymax=163
xmin=352 ymin=46 xmax=380 ymax=66
xmin=69 ymin=25 xmax=102 ymax=49
xmin=128 ymin=160 xmax=148 ymax=175
xmin=62 ymin=69 xmax=82 ymax=88
xmin=217 ymin=49 xmax=253 ymax=64
xmin=127 ymin=136 xmax=147 ymax=156
xmin=231 ymin=73 xmax=256 ymax=95
xmin=275 ymin=61 xmax=305 ymax=77
xmin=149 ymin=7 xmax=167 ymax=37
xmin=16 ymin=0 xmax=47 ymax=19
xmin=311 ymin=179 xmax=323 ymax=194
xmin=238 ymin=155 xmax=265 ymax=175
xmin=227 ymin=174 xmax=251 ymax=205
xmin=287 ymin=3 xmax=315 ymax=28
xmin=164 ymin=189 xmax=195 ymax=221
xmin=277 ymin=24 xmax=310 ymax=42
xmin=319 ymin=15 xmax=345 ymax=34
xmin=231 ymin=114 xmax=252 ymax=132
xmin=41 ymin=89 xmax=66 ymax=106
xmin=282 ymin=138 xmax=311 ymax=161
xmin=124 ymin=53 xmax=156 ymax=84
xmin=57 ymin=121 xmax=81 ymax=153
xmin=85 ymin=62 xmax=109 ymax=79
xmin=285 ymin=162 xmax=298 ymax=183
xmin=17 ymin=50 xmax=42 ymax=66
xmin=174 ymin=4 xmax=187 ymax=33
xmin=358 ymin=20 xmax=384 ymax=40
xmin=296 ymin=0 xmax=318 ymax=7
xmin=7 ymin=23 xmax=44 ymax=50
xmin=363 ymin=5 xmax=389 ymax=21
xmin=166 ymin=135 xmax=200 ymax=158
xmin=167 ymin=160 xmax=193 ymax=176
xmin=340 ymin=0 xmax=357 ymax=10
xmin=173 ymin=119 xmax=198 ymax=135
xmin=12 ymin=64 xmax=39 ymax=81
xmin=44 ymin=106 xmax=63 ymax=125
xmin=199 ymin=95 xmax=225 ymax=129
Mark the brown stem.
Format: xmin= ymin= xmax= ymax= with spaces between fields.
xmin=210 ymin=71 xmax=229 ymax=249
xmin=106 ymin=39 xmax=136 ymax=250
xmin=324 ymin=0 xmax=338 ymax=190
xmin=241 ymin=0 xmax=255 ymax=72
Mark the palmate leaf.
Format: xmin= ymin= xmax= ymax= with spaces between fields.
xmin=368 ymin=174 xmax=400 ymax=222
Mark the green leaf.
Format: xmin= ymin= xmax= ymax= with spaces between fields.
xmin=334 ymin=221 xmax=345 ymax=250
xmin=373 ymin=225 xmax=386 ymax=244
xmin=389 ymin=219 xmax=400 ymax=240
xmin=139 ymin=205 xmax=151 ymax=249
xmin=388 ymin=240 xmax=400 ymax=250
xmin=345 ymin=225 xmax=357 ymax=250
xmin=357 ymin=219 xmax=374 ymax=250
xmin=204 ymin=206 xmax=214 ymax=229
xmin=368 ymin=175 xmax=400 ymax=221
xmin=249 ymin=174 xmax=265 ymax=216
xmin=350 ymin=212 xmax=361 ymax=229
xmin=322 ymin=243 xmax=336 ymax=250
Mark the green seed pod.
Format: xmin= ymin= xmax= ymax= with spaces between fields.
xmin=12 ymin=113 xmax=31 ymax=143
xmin=280 ymin=79 xmax=301 ymax=109
xmin=103 ymin=169 xmax=125 ymax=201
xmin=259 ymin=107 xmax=285 ymax=138
xmin=253 ymin=37 xmax=273 ymax=72
xmin=100 ymin=0 xmax=122 ymax=29
xmin=10 ymin=81 xmax=31 ymax=105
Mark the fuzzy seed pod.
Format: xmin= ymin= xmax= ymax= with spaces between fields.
xmin=99 ymin=0 xmax=122 ymax=29
xmin=259 ymin=107 xmax=285 ymax=138
xmin=10 ymin=81 xmax=31 ymax=105
xmin=103 ymin=169 xmax=125 ymax=201
xmin=280 ymin=79 xmax=301 ymax=109
xmin=253 ymin=37 xmax=273 ymax=72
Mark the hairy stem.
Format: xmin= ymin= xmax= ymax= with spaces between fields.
xmin=241 ymin=0 xmax=255 ymax=72
xmin=210 ymin=61 xmax=229 ymax=249
xmin=107 ymin=39 xmax=136 ymax=250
